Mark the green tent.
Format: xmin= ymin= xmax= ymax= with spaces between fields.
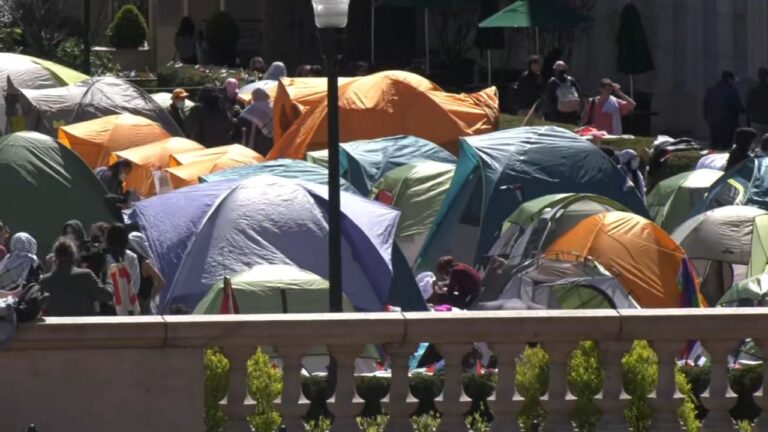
xmin=194 ymin=265 xmax=354 ymax=314
xmin=478 ymin=0 xmax=592 ymax=28
xmin=718 ymin=274 xmax=768 ymax=307
xmin=749 ymin=215 xmax=768 ymax=278
xmin=647 ymin=169 xmax=723 ymax=233
xmin=0 ymin=132 xmax=116 ymax=255
xmin=370 ymin=161 xmax=456 ymax=265
xmin=307 ymin=135 xmax=456 ymax=196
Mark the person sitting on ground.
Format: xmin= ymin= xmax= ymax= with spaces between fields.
xmin=544 ymin=61 xmax=584 ymax=125
xmin=432 ymin=256 xmax=481 ymax=309
xmin=128 ymin=232 xmax=165 ymax=315
xmin=238 ymin=88 xmax=274 ymax=156
xmin=582 ymin=78 xmax=637 ymax=135
xmin=295 ymin=65 xmax=312 ymax=77
xmin=95 ymin=159 xmax=133 ymax=206
xmin=185 ymin=85 xmax=236 ymax=147
xmin=0 ymin=233 xmax=41 ymax=291
xmin=168 ymin=88 xmax=190 ymax=132
xmin=41 ymin=239 xmax=112 ymax=317
xmin=726 ymin=128 xmax=759 ymax=171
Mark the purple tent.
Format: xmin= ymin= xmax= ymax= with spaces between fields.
xmin=130 ymin=175 xmax=407 ymax=312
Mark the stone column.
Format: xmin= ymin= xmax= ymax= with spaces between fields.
xmin=684 ymin=0 xmax=706 ymax=136
xmin=595 ymin=341 xmax=631 ymax=432
xmin=540 ymin=342 xmax=577 ymax=431
xmin=434 ymin=344 xmax=473 ymax=431
xmin=275 ymin=346 xmax=310 ymax=432
xmin=219 ymin=346 xmax=256 ymax=432
xmin=648 ymin=341 xmax=684 ymax=432
xmin=699 ymin=340 xmax=737 ymax=431
xmin=383 ymin=343 xmax=418 ymax=432
xmin=649 ymin=0 xmax=677 ymax=133
xmin=328 ymin=346 xmax=365 ymax=432
xmin=488 ymin=343 xmax=524 ymax=432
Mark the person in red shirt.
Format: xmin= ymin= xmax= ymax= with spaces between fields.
xmin=582 ymin=78 xmax=636 ymax=135
xmin=432 ymin=256 xmax=481 ymax=309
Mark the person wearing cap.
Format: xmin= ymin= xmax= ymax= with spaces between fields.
xmin=544 ymin=60 xmax=584 ymax=125
xmin=168 ymin=88 xmax=190 ymax=133
xmin=582 ymin=78 xmax=636 ymax=135
xmin=704 ymin=71 xmax=745 ymax=151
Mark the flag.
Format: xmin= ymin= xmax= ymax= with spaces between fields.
xmin=219 ymin=277 xmax=240 ymax=314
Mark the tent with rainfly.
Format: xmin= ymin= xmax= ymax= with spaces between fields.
xmin=110 ymin=137 xmax=205 ymax=197
xmin=0 ymin=132 xmax=117 ymax=254
xmin=7 ymin=77 xmax=183 ymax=137
xmin=672 ymin=206 xmax=767 ymax=306
xmin=307 ymin=135 xmax=457 ymax=195
xmin=545 ymin=212 xmax=706 ymax=308
xmin=268 ymin=71 xmax=499 ymax=160
xmin=749 ymin=214 xmax=768 ymax=278
xmin=200 ymin=159 xmax=358 ymax=194
xmin=416 ymin=126 xmax=648 ymax=273
xmin=165 ymin=145 xmax=266 ymax=189
xmin=58 ymin=114 xmax=173 ymax=169
xmin=0 ymin=53 xmax=88 ymax=133
xmin=129 ymin=175 xmax=427 ymax=312
xmin=647 ymin=169 xmax=723 ymax=233
xmin=693 ymin=157 xmax=768 ymax=217
xmin=370 ymin=161 xmax=456 ymax=266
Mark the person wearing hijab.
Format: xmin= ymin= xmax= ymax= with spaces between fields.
xmin=128 ymin=232 xmax=165 ymax=315
xmin=726 ymin=128 xmax=758 ymax=171
xmin=238 ymin=88 xmax=274 ymax=156
xmin=617 ymin=149 xmax=646 ymax=202
xmin=263 ymin=62 xmax=288 ymax=81
xmin=0 ymin=233 xmax=41 ymax=291
xmin=223 ymin=78 xmax=243 ymax=117
xmin=185 ymin=85 xmax=236 ymax=147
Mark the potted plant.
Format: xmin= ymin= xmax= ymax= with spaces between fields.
xmin=105 ymin=4 xmax=152 ymax=71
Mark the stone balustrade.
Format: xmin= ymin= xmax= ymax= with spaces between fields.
xmin=1 ymin=309 xmax=768 ymax=431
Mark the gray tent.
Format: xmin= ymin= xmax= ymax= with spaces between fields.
xmin=6 ymin=77 xmax=182 ymax=137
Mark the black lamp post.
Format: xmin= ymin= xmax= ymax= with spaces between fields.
xmin=312 ymin=0 xmax=349 ymax=313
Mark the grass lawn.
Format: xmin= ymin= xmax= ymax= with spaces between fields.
xmin=498 ymin=114 xmax=702 ymax=187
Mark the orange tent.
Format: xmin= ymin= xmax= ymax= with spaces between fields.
xmin=545 ymin=212 xmax=707 ymax=308
xmin=109 ymin=137 xmax=204 ymax=197
xmin=58 ymin=114 xmax=171 ymax=169
xmin=267 ymin=71 xmax=498 ymax=160
xmin=165 ymin=144 xmax=265 ymax=189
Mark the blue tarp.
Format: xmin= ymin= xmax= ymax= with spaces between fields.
xmin=307 ymin=135 xmax=457 ymax=195
xmin=200 ymin=159 xmax=358 ymax=194
xmin=131 ymin=175 xmax=427 ymax=312
xmin=416 ymin=127 xmax=648 ymax=272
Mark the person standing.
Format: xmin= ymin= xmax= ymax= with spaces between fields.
xmin=725 ymin=128 xmax=758 ymax=171
xmin=238 ymin=88 xmax=274 ymax=156
xmin=174 ymin=17 xmax=198 ymax=65
xmin=168 ymin=88 xmax=190 ymax=132
xmin=41 ymin=239 xmax=112 ymax=317
xmin=101 ymin=224 xmax=141 ymax=316
xmin=747 ymin=68 xmax=768 ymax=139
xmin=704 ymin=71 xmax=745 ymax=151
xmin=514 ymin=55 xmax=545 ymax=115
xmin=582 ymin=79 xmax=637 ymax=135
xmin=185 ymin=85 xmax=235 ymax=147
xmin=544 ymin=61 xmax=584 ymax=125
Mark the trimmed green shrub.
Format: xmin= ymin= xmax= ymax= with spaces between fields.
xmin=247 ymin=348 xmax=283 ymax=431
xmin=107 ymin=5 xmax=148 ymax=49
xmin=204 ymin=348 xmax=229 ymax=432
xmin=205 ymin=12 xmax=240 ymax=66
xmin=357 ymin=415 xmax=389 ymax=432
xmin=411 ymin=411 xmax=441 ymax=432
xmin=55 ymin=37 xmax=120 ymax=75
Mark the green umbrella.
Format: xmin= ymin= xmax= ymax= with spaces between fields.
xmin=478 ymin=0 xmax=592 ymax=29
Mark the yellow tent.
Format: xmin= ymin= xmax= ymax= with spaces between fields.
xmin=58 ymin=114 xmax=171 ymax=169
xmin=165 ymin=144 xmax=265 ymax=189
xmin=267 ymin=71 xmax=498 ymax=160
xmin=546 ymin=212 xmax=707 ymax=308
xmin=110 ymin=137 xmax=204 ymax=197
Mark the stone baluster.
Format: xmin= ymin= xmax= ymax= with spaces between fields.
xmin=434 ymin=344 xmax=472 ymax=431
xmin=595 ymin=341 xmax=630 ymax=431
xmin=540 ymin=342 xmax=577 ymax=431
xmin=753 ymin=337 xmax=768 ymax=429
xmin=488 ymin=343 xmax=524 ymax=432
xmin=700 ymin=340 xmax=737 ymax=431
xmin=328 ymin=345 xmax=365 ymax=432
xmin=383 ymin=343 xmax=418 ymax=432
xmin=275 ymin=346 xmax=310 ymax=432
xmin=219 ymin=346 xmax=256 ymax=432
xmin=648 ymin=341 xmax=684 ymax=432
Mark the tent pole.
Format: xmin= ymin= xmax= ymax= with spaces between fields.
xmin=535 ymin=27 xmax=540 ymax=54
xmin=371 ymin=0 xmax=375 ymax=66
xmin=487 ymin=49 xmax=492 ymax=85
xmin=425 ymin=8 xmax=430 ymax=75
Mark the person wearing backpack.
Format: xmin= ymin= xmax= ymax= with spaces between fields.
xmin=102 ymin=224 xmax=141 ymax=316
xmin=544 ymin=61 xmax=585 ymax=125
xmin=582 ymin=78 xmax=637 ymax=135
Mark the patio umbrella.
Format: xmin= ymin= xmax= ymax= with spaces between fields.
xmin=479 ymin=0 xmax=592 ymax=53
xmin=616 ymin=1 xmax=654 ymax=97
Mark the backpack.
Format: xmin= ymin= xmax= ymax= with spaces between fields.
xmin=15 ymin=283 xmax=49 ymax=323
xmin=108 ymin=260 xmax=140 ymax=316
xmin=556 ymin=78 xmax=581 ymax=113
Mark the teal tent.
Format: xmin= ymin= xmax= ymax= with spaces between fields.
xmin=200 ymin=159 xmax=358 ymax=194
xmin=306 ymin=135 xmax=456 ymax=196
xmin=0 ymin=132 xmax=116 ymax=255
xmin=415 ymin=126 xmax=648 ymax=272
xmin=693 ymin=157 xmax=768 ymax=217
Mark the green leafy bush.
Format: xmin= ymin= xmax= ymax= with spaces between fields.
xmin=107 ymin=5 xmax=148 ymax=49
xmin=306 ymin=416 xmax=332 ymax=432
xmin=247 ymin=348 xmax=283 ymax=432
xmin=411 ymin=411 xmax=441 ymax=432
xmin=55 ymin=37 xmax=120 ymax=75
xmin=204 ymin=348 xmax=229 ymax=432
xmin=516 ymin=345 xmax=548 ymax=429
xmin=569 ymin=342 xmax=603 ymax=431
xmin=357 ymin=415 xmax=389 ymax=432
xmin=205 ymin=12 xmax=240 ymax=66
